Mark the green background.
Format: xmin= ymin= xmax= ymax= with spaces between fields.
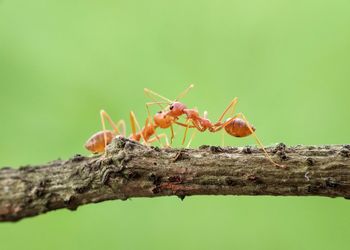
xmin=1 ymin=1 xmax=350 ymax=249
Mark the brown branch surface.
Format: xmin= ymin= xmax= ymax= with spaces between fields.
xmin=1 ymin=137 xmax=350 ymax=222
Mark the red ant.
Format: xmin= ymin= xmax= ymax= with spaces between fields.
xmin=86 ymin=85 xmax=197 ymax=153
xmin=85 ymin=110 xmax=169 ymax=153
xmin=144 ymin=86 xmax=284 ymax=168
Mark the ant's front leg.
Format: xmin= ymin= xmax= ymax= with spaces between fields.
xmin=181 ymin=119 xmax=207 ymax=145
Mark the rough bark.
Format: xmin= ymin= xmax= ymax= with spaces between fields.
xmin=1 ymin=137 xmax=350 ymax=222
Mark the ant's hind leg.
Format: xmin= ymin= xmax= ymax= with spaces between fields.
xmin=117 ymin=120 xmax=126 ymax=137
xmin=100 ymin=110 xmax=123 ymax=149
xmin=215 ymin=97 xmax=238 ymax=125
xmin=239 ymin=113 xmax=285 ymax=168
xmin=149 ymin=123 xmax=167 ymax=148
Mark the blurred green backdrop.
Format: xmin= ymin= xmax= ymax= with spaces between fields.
xmin=1 ymin=0 xmax=350 ymax=249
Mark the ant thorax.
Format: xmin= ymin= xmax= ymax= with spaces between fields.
xmin=153 ymin=111 xmax=174 ymax=128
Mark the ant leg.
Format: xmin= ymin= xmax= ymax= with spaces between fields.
xmin=211 ymin=113 xmax=241 ymax=132
xmin=239 ymin=113 xmax=284 ymax=168
xmin=215 ymin=97 xmax=238 ymax=125
xmin=181 ymin=120 xmax=192 ymax=145
xmin=146 ymin=102 xmax=180 ymax=146
xmin=137 ymin=113 xmax=165 ymax=147
xmin=145 ymin=101 xmax=173 ymax=145
xmin=214 ymin=107 xmax=226 ymax=147
xmin=100 ymin=110 xmax=123 ymax=149
xmin=145 ymin=101 xmax=172 ymax=128
xmin=144 ymin=85 xmax=195 ymax=144
xmin=181 ymin=119 xmax=205 ymax=145
xmin=203 ymin=110 xmax=226 ymax=145
xmin=186 ymin=130 xmax=197 ymax=148
xmin=192 ymin=119 xmax=208 ymax=132
xmin=175 ymin=84 xmax=194 ymax=101
xmin=129 ymin=111 xmax=148 ymax=145
xmin=148 ymin=133 xmax=170 ymax=147
xmin=148 ymin=119 xmax=166 ymax=148
xmin=100 ymin=111 xmax=108 ymax=150
xmin=145 ymin=101 xmax=164 ymax=133
xmin=211 ymin=113 xmax=283 ymax=167
xmin=170 ymin=125 xmax=175 ymax=145
xmin=100 ymin=110 xmax=121 ymax=134
xmin=174 ymin=121 xmax=196 ymax=128
xmin=129 ymin=111 xmax=137 ymax=136
xmin=117 ymin=120 xmax=126 ymax=137
xmin=145 ymin=102 xmax=173 ymax=146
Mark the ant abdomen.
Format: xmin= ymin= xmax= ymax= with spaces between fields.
xmin=85 ymin=130 xmax=115 ymax=153
xmin=224 ymin=118 xmax=256 ymax=138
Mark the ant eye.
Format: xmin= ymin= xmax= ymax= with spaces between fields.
xmin=157 ymin=111 xmax=162 ymax=114
xmin=169 ymin=105 xmax=174 ymax=110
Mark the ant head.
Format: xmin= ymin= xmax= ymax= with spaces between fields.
xmin=153 ymin=111 xmax=174 ymax=129
xmin=168 ymin=102 xmax=186 ymax=117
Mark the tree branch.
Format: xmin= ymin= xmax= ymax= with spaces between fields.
xmin=1 ymin=137 xmax=350 ymax=222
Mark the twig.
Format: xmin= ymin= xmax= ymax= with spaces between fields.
xmin=1 ymin=137 xmax=350 ymax=222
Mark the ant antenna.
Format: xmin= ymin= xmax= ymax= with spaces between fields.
xmin=175 ymin=84 xmax=194 ymax=101
xmin=144 ymin=88 xmax=172 ymax=103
